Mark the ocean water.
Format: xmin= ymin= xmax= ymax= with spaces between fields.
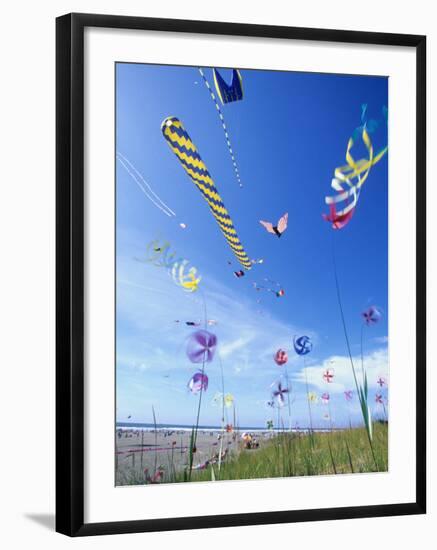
xmin=116 ymin=421 xmax=335 ymax=433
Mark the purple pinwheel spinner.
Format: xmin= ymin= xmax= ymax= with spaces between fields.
xmin=375 ymin=393 xmax=384 ymax=404
xmin=188 ymin=372 xmax=209 ymax=394
xmin=186 ymin=330 xmax=217 ymax=363
xmin=344 ymin=390 xmax=353 ymax=401
xmin=272 ymin=381 xmax=289 ymax=407
xmin=362 ymin=306 xmax=382 ymax=326
xmin=321 ymin=392 xmax=330 ymax=404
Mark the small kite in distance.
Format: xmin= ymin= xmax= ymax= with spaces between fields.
xmin=344 ymin=390 xmax=353 ymax=401
xmin=272 ymin=381 xmax=290 ymax=408
xmin=323 ymin=368 xmax=335 ymax=383
xmin=259 ymin=213 xmax=288 ymax=238
xmin=321 ymin=392 xmax=330 ymax=404
xmin=274 ymin=349 xmax=288 ymax=366
xmin=362 ymin=306 xmax=382 ymax=325
xmin=188 ymin=372 xmax=209 ymax=394
xmin=234 ymin=270 xmax=245 ymax=278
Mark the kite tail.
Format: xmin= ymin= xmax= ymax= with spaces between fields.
xmin=161 ymin=116 xmax=251 ymax=270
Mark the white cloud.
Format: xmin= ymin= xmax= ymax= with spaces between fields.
xmin=216 ymin=335 xmax=254 ymax=359
xmin=115 ymin=237 xmax=314 ymax=383
xmin=373 ymin=335 xmax=388 ymax=345
xmin=291 ymin=347 xmax=388 ymax=394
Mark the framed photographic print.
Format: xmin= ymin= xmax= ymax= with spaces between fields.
xmin=56 ymin=13 xmax=426 ymax=536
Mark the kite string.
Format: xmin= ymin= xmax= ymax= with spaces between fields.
xmin=116 ymin=152 xmax=176 ymax=217
xmin=303 ymin=358 xmax=314 ymax=439
xmin=217 ymin=354 xmax=226 ymax=475
xmin=189 ymin=288 xmax=210 ymax=479
xmin=117 ymin=151 xmax=176 ymax=215
xmin=284 ymin=365 xmax=292 ymax=432
xmin=198 ymin=68 xmax=243 ymax=188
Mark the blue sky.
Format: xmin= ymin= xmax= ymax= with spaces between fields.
xmin=115 ymin=63 xmax=388 ymax=429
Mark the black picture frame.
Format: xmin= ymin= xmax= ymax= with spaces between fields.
xmin=56 ymin=12 xmax=426 ymax=537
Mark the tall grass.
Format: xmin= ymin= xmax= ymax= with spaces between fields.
xmin=116 ymin=423 xmax=388 ymax=486
xmin=179 ymin=424 xmax=387 ymax=483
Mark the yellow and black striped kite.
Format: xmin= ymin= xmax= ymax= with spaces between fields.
xmin=161 ymin=116 xmax=251 ymax=270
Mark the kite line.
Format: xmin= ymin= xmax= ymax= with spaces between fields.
xmin=198 ymin=68 xmax=243 ymax=188
xmin=117 ymin=152 xmax=176 ymax=217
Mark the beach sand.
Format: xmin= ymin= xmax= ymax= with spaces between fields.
xmin=115 ymin=428 xmax=268 ymax=485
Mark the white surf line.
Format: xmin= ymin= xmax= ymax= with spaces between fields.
xmin=198 ymin=68 xmax=243 ymax=188
xmin=116 ymin=152 xmax=176 ymax=217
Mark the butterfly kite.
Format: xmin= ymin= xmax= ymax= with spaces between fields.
xmin=259 ymin=212 xmax=288 ymax=238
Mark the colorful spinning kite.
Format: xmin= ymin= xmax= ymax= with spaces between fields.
xmin=323 ymin=369 xmax=335 ymax=383
xmin=362 ymin=306 xmax=382 ymax=325
xmin=344 ymin=390 xmax=354 ymax=401
xmin=140 ymin=240 xmax=201 ymax=292
xmin=212 ymin=392 xmax=234 ymax=408
xmin=188 ymin=372 xmax=209 ymax=394
xmin=293 ymin=335 xmax=313 ymax=356
xmin=161 ymin=116 xmax=251 ymax=269
xmin=272 ymin=381 xmax=289 ymax=408
xmin=323 ymin=106 xmax=388 ymax=229
xmin=321 ymin=392 xmax=330 ymax=404
xmin=274 ymin=349 xmax=288 ymax=366
xmin=186 ymin=330 xmax=217 ymax=364
xmin=198 ymin=68 xmax=243 ymax=188
xmin=308 ymin=392 xmax=318 ymax=403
